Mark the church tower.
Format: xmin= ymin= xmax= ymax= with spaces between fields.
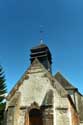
xmin=30 ymin=43 xmax=52 ymax=72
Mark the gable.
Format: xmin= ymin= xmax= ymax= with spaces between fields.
xmin=6 ymin=59 xmax=51 ymax=101
xmin=18 ymin=73 xmax=54 ymax=106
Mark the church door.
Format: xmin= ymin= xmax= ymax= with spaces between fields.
xmin=29 ymin=109 xmax=43 ymax=125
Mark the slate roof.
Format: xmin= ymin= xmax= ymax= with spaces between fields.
xmin=54 ymin=72 xmax=76 ymax=90
xmin=31 ymin=44 xmax=48 ymax=51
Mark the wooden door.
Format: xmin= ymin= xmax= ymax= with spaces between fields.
xmin=29 ymin=109 xmax=43 ymax=125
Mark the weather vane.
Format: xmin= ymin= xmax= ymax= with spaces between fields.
xmin=40 ymin=25 xmax=44 ymax=44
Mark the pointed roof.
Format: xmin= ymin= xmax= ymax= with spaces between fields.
xmin=54 ymin=72 xmax=76 ymax=90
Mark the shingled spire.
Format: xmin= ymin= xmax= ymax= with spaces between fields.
xmin=30 ymin=43 xmax=52 ymax=73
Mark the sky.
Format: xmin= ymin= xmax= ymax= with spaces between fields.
xmin=0 ymin=0 xmax=83 ymax=94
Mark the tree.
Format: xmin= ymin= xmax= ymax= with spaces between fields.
xmin=0 ymin=65 xmax=7 ymax=124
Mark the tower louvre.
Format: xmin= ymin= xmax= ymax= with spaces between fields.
xmin=30 ymin=43 xmax=52 ymax=72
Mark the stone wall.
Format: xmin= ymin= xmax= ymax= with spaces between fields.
xmin=75 ymin=92 xmax=83 ymax=123
xmin=80 ymin=122 xmax=83 ymax=125
xmin=53 ymin=89 xmax=70 ymax=125
xmin=42 ymin=106 xmax=53 ymax=125
xmin=68 ymin=99 xmax=80 ymax=125
xmin=53 ymin=89 xmax=80 ymax=125
xmin=6 ymin=106 xmax=15 ymax=125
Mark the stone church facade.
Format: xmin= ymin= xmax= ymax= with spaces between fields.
xmin=4 ymin=44 xmax=83 ymax=125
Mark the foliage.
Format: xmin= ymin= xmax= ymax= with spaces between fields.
xmin=0 ymin=65 xmax=7 ymax=124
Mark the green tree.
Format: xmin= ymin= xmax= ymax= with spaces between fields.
xmin=0 ymin=65 xmax=7 ymax=124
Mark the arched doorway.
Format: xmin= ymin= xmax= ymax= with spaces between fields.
xmin=29 ymin=108 xmax=43 ymax=125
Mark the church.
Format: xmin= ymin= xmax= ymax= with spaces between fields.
xmin=4 ymin=43 xmax=83 ymax=125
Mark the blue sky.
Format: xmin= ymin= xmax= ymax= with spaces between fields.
xmin=0 ymin=0 xmax=83 ymax=94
